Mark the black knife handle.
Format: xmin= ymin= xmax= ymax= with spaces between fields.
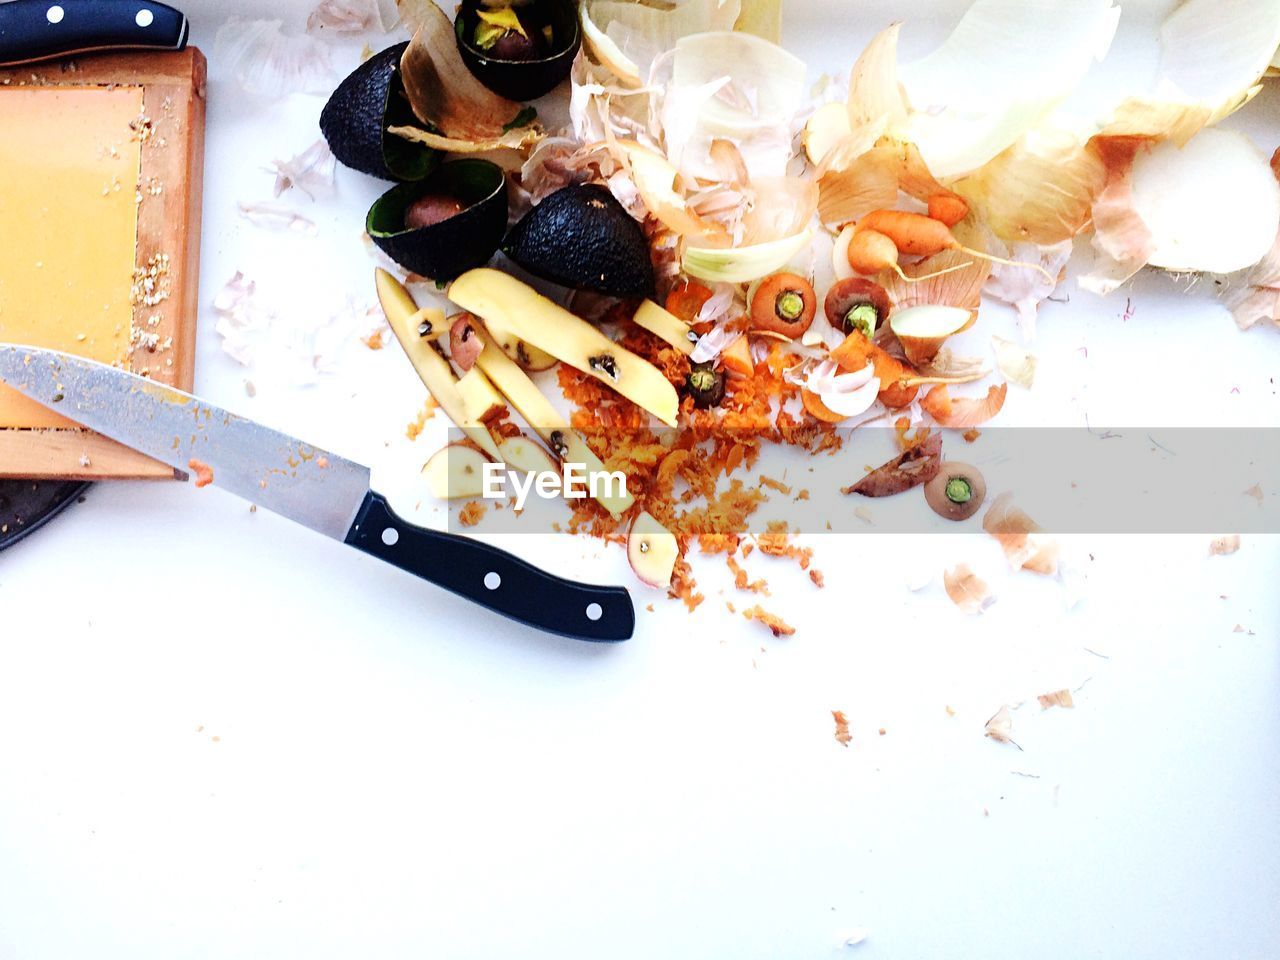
xmin=345 ymin=491 xmax=635 ymax=642
xmin=0 ymin=0 xmax=188 ymax=67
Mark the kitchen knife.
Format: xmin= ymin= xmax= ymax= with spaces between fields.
xmin=0 ymin=0 xmax=187 ymax=67
xmin=0 ymin=345 xmax=635 ymax=642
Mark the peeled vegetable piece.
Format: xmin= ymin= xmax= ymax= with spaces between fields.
xmin=320 ymin=42 xmax=439 ymax=182
xmin=367 ymin=159 xmax=508 ymax=280
xmin=454 ymin=0 xmax=581 ymax=100
xmin=450 ymin=269 xmax=680 ymax=426
xmin=503 ymin=184 xmax=655 ymax=297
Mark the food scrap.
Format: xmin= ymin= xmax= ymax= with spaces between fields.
xmin=944 ymin=564 xmax=994 ymax=615
xmin=1038 ymin=689 xmax=1075 ymax=710
xmin=188 ymin=459 xmax=214 ymax=488
xmin=1209 ymin=534 xmax=1242 ymax=556
xmin=458 ymin=500 xmax=487 ymax=527
xmin=743 ymin=605 xmax=796 ymax=638
xmin=832 ymin=710 xmax=852 ymax=747
xmin=984 ymin=705 xmax=1017 ymax=747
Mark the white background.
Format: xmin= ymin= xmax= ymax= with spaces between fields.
xmin=2 ymin=2 xmax=1278 ymax=958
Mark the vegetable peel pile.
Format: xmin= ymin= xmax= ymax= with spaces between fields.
xmin=300 ymin=0 xmax=1280 ymax=614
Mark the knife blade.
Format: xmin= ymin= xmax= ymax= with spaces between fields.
xmin=0 ymin=0 xmax=188 ymax=67
xmin=0 ymin=344 xmax=635 ymax=642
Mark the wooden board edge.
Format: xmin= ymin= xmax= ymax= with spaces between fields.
xmin=0 ymin=431 xmax=178 ymax=481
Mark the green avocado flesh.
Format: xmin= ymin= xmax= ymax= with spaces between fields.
xmin=367 ymin=160 xmax=508 ymax=281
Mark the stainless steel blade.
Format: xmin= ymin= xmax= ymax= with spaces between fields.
xmin=0 ymin=345 xmax=371 ymax=540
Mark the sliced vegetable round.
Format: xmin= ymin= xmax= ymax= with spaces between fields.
xmin=366 ymin=160 xmax=507 ymax=281
xmin=824 ymin=278 xmax=893 ymax=337
xmin=454 ymin=0 xmax=581 ymax=101
xmin=749 ymin=273 xmax=817 ymax=338
xmin=924 ymin=462 xmax=987 ymax=521
xmin=685 ymin=362 xmax=726 ymax=409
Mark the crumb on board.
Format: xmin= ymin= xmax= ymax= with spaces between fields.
xmin=458 ymin=501 xmax=486 ymax=527
xmin=742 ymin=604 xmax=795 ymax=637
xmin=188 ymin=458 xmax=214 ymax=488
xmin=832 ymin=710 xmax=852 ymax=746
xmin=362 ymin=329 xmax=385 ymax=350
xmin=809 ymin=569 xmax=825 ymax=589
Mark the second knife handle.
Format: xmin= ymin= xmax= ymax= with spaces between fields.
xmin=344 ymin=491 xmax=635 ymax=642
xmin=0 ymin=1 xmax=188 ymax=67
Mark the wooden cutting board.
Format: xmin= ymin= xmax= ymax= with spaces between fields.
xmin=0 ymin=48 xmax=206 ymax=480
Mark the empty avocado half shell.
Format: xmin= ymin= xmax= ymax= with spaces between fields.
xmin=320 ymin=42 xmax=439 ymax=182
xmin=367 ymin=160 xmax=508 ymax=281
xmin=503 ymin=184 xmax=655 ymax=298
xmin=454 ymin=0 xmax=581 ymax=101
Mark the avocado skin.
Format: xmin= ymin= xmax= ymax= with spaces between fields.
xmin=455 ymin=0 xmax=581 ymax=101
xmin=320 ymin=42 xmax=437 ymax=182
xmin=367 ymin=162 xmax=509 ymax=281
xmin=504 ymin=185 xmax=655 ymax=298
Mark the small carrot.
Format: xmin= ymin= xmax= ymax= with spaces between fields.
xmin=749 ymin=272 xmax=817 ymax=337
xmin=847 ymin=227 xmax=975 ymax=285
xmin=856 ymin=209 xmax=1054 ymax=281
xmin=927 ymin=194 xmax=969 ymax=227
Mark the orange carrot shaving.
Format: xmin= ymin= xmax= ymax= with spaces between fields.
xmin=188 ymin=459 xmax=214 ymax=488
xmin=856 ymin=210 xmax=1054 ymax=281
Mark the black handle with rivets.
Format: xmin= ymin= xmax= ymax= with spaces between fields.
xmin=344 ymin=491 xmax=635 ymax=642
xmin=0 ymin=0 xmax=187 ymax=67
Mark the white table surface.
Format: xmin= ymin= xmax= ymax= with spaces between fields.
xmin=2 ymin=2 xmax=1278 ymax=958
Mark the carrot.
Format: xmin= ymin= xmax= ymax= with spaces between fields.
xmin=749 ymin=272 xmax=816 ymax=337
xmin=927 ymin=195 xmax=969 ymax=227
xmin=856 ymin=209 xmax=1054 ymax=281
xmin=847 ymin=229 xmax=901 ymax=275
xmin=830 ymin=333 xmax=919 ymax=409
xmin=846 ymin=228 xmax=973 ymax=285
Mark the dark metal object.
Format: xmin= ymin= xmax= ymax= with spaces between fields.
xmin=0 ymin=479 xmax=89 ymax=552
